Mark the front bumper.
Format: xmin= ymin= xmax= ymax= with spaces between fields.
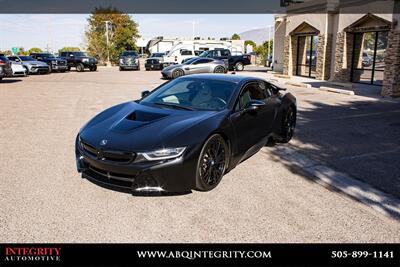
xmin=52 ymin=64 xmax=68 ymax=71
xmin=29 ymin=65 xmax=50 ymax=74
xmin=120 ymin=63 xmax=139 ymax=69
xmin=75 ymin=136 xmax=199 ymax=193
xmin=145 ymin=62 xmax=162 ymax=70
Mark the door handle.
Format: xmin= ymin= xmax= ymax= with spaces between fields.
xmin=184 ymin=67 xmax=190 ymax=70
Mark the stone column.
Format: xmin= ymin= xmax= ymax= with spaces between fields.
xmin=382 ymin=29 xmax=400 ymax=97
xmin=332 ymin=31 xmax=354 ymax=82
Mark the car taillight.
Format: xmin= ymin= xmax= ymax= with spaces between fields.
xmin=0 ymin=60 xmax=7 ymax=65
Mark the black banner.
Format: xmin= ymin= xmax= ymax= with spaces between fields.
xmin=0 ymin=0 xmax=398 ymax=14
xmin=0 ymin=243 xmax=399 ymax=266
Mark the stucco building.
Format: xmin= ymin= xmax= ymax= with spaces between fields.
xmin=273 ymin=0 xmax=400 ymax=97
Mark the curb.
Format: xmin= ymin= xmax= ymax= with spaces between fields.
xmin=328 ymin=82 xmax=354 ymax=89
xmin=268 ymin=146 xmax=400 ymax=220
xmin=274 ymin=74 xmax=291 ymax=79
xmin=319 ymin=86 xmax=355 ymax=95
xmin=285 ymin=81 xmax=312 ymax=88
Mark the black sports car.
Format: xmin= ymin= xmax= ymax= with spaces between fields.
xmin=75 ymin=74 xmax=296 ymax=193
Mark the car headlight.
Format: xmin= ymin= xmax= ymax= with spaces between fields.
xmin=82 ymin=58 xmax=89 ymax=62
xmin=119 ymin=58 xmax=123 ymax=64
xmin=138 ymin=147 xmax=186 ymax=161
xmin=135 ymin=58 xmax=139 ymax=63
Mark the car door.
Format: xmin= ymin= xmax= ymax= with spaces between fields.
xmin=186 ymin=58 xmax=213 ymax=74
xmin=229 ymin=81 xmax=278 ymax=158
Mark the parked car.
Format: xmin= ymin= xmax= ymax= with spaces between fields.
xmin=0 ymin=54 xmax=13 ymax=80
xmin=362 ymin=52 xmax=372 ymax=67
xmin=59 ymin=51 xmax=97 ymax=72
xmin=265 ymin=55 xmax=273 ymax=67
xmin=30 ymin=53 xmax=68 ymax=72
xmin=161 ymin=57 xmax=227 ymax=79
xmin=7 ymin=55 xmax=50 ymax=74
xmin=75 ymin=74 xmax=297 ymax=193
xmin=10 ymin=61 xmax=27 ymax=77
xmin=198 ymin=49 xmax=251 ymax=71
xmin=119 ymin=51 xmax=140 ymax=71
xmin=145 ymin=52 xmax=165 ymax=71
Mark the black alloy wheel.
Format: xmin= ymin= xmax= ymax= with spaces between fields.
xmin=280 ymin=106 xmax=296 ymax=143
xmin=195 ymin=134 xmax=229 ymax=191
xmin=214 ymin=66 xmax=225 ymax=73
xmin=172 ymin=69 xmax=184 ymax=79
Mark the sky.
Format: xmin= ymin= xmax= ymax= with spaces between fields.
xmin=0 ymin=14 xmax=274 ymax=51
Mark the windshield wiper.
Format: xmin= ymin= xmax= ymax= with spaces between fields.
xmin=153 ymin=102 xmax=195 ymax=111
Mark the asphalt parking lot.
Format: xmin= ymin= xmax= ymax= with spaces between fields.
xmin=1 ymin=68 xmax=399 ymax=242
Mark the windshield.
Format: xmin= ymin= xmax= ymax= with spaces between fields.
xmin=150 ymin=53 xmax=163 ymax=57
xmin=199 ymin=51 xmax=210 ymax=57
xmin=140 ymin=78 xmax=237 ymax=111
xmin=73 ymin=52 xmax=88 ymax=57
xmin=122 ymin=51 xmax=138 ymax=56
xmin=182 ymin=58 xmax=198 ymax=65
xmin=41 ymin=54 xmax=56 ymax=58
xmin=19 ymin=56 xmax=35 ymax=61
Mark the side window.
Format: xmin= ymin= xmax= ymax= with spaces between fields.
xmin=180 ymin=50 xmax=192 ymax=56
xmin=221 ymin=50 xmax=230 ymax=57
xmin=193 ymin=59 xmax=212 ymax=65
xmin=236 ymin=82 xmax=267 ymax=110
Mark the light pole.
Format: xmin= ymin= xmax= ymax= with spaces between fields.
xmin=103 ymin=20 xmax=111 ymax=67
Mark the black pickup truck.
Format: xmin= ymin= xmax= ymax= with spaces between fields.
xmin=198 ymin=49 xmax=251 ymax=71
xmin=59 ymin=51 xmax=97 ymax=72
xmin=30 ymin=53 xmax=68 ymax=72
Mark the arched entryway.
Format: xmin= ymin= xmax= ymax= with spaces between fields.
xmin=290 ymin=22 xmax=321 ymax=78
xmin=345 ymin=14 xmax=391 ymax=85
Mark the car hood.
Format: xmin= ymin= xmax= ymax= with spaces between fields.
xmin=79 ymin=101 xmax=226 ymax=151
xmin=24 ymin=60 xmax=48 ymax=66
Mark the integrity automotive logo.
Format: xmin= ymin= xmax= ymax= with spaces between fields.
xmin=3 ymin=247 xmax=62 ymax=262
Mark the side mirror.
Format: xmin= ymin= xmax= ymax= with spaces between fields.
xmin=141 ymin=90 xmax=151 ymax=98
xmin=245 ymin=100 xmax=265 ymax=112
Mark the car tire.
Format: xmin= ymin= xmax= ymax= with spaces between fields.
xmin=234 ymin=62 xmax=245 ymax=71
xmin=214 ymin=66 xmax=225 ymax=73
xmin=48 ymin=65 xmax=52 ymax=73
xmin=278 ymin=106 xmax=296 ymax=143
xmin=24 ymin=66 xmax=29 ymax=75
xmin=172 ymin=69 xmax=184 ymax=79
xmin=76 ymin=63 xmax=84 ymax=72
xmin=119 ymin=67 xmax=124 ymax=71
xmin=67 ymin=66 xmax=71 ymax=71
xmin=90 ymin=66 xmax=97 ymax=72
xmin=195 ymin=134 xmax=229 ymax=192
xmin=145 ymin=68 xmax=150 ymax=71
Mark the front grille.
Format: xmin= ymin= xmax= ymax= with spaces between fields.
xmin=146 ymin=59 xmax=159 ymax=64
xmin=58 ymin=60 xmax=67 ymax=66
xmin=81 ymin=141 xmax=135 ymax=163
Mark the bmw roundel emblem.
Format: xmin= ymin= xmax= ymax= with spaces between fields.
xmin=100 ymin=139 xmax=108 ymax=146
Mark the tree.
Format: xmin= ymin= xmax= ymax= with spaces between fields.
xmin=85 ymin=7 xmax=140 ymax=64
xmin=18 ymin=47 xmax=29 ymax=55
xmin=244 ymin=40 xmax=257 ymax=51
xmin=255 ymin=40 xmax=273 ymax=65
xmin=59 ymin=47 xmax=81 ymax=52
xmin=231 ymin=33 xmax=241 ymax=40
xmin=28 ymin=47 xmax=43 ymax=54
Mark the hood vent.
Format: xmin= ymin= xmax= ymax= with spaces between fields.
xmin=126 ymin=110 xmax=168 ymax=122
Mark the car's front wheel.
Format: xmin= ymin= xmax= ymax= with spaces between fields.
xmin=76 ymin=63 xmax=85 ymax=72
xmin=172 ymin=69 xmax=184 ymax=79
xmin=195 ymin=134 xmax=229 ymax=191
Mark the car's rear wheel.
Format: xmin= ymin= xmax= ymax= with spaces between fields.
xmin=172 ymin=69 xmax=184 ymax=79
xmin=234 ymin=62 xmax=244 ymax=71
xmin=76 ymin=63 xmax=84 ymax=72
xmin=90 ymin=66 xmax=97 ymax=71
xmin=279 ymin=106 xmax=296 ymax=143
xmin=195 ymin=134 xmax=229 ymax=191
xmin=214 ymin=66 xmax=225 ymax=73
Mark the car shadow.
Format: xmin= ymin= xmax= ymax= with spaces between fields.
xmin=84 ymin=175 xmax=192 ymax=197
xmin=1 ymin=78 xmax=23 ymax=83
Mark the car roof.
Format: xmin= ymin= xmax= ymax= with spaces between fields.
xmin=180 ymin=74 xmax=262 ymax=84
